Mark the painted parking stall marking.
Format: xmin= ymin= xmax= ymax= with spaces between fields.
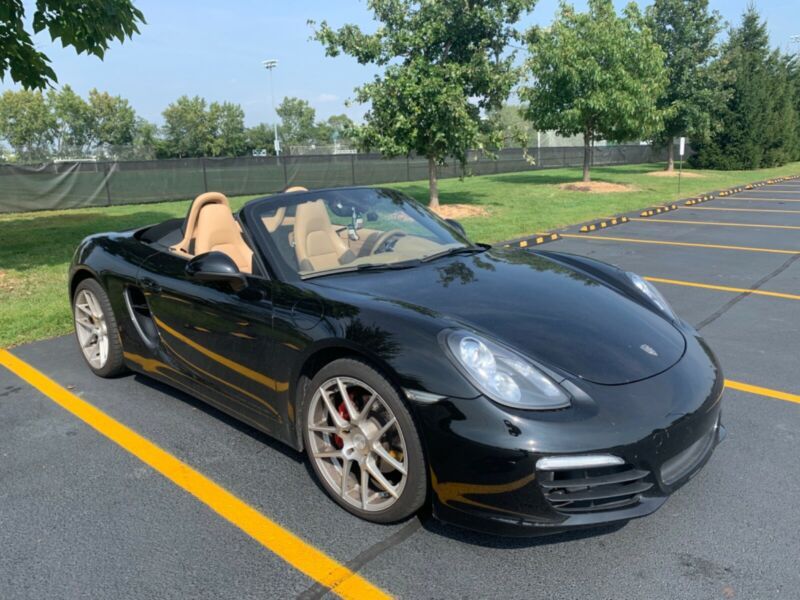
xmin=709 ymin=196 xmax=800 ymax=202
xmin=687 ymin=206 xmax=800 ymax=214
xmin=644 ymin=277 xmax=800 ymax=301
xmin=631 ymin=218 xmax=800 ymax=231
xmin=725 ymin=379 xmax=800 ymax=405
xmin=559 ymin=234 xmax=800 ymax=255
xmin=0 ymin=349 xmax=391 ymax=600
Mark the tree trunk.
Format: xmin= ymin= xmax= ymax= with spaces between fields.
xmin=582 ymin=132 xmax=592 ymax=182
xmin=428 ymin=156 xmax=439 ymax=209
xmin=666 ymin=140 xmax=675 ymax=172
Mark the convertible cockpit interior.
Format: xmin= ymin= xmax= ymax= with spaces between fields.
xmin=139 ymin=186 xmax=467 ymax=279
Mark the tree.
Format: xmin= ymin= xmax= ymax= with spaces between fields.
xmin=209 ymin=101 xmax=246 ymax=157
xmin=132 ymin=118 xmax=158 ymax=158
xmin=314 ymin=0 xmax=534 ymax=208
xmin=87 ymin=89 xmax=137 ymax=147
xmin=646 ymin=0 xmax=722 ymax=170
xmin=316 ymin=114 xmax=356 ymax=146
xmin=48 ymin=85 xmax=92 ymax=154
xmin=689 ymin=7 xmax=796 ymax=169
xmin=0 ymin=0 xmax=145 ymax=89
xmin=762 ymin=53 xmax=800 ymax=167
xmin=520 ymin=0 xmax=667 ymax=182
xmin=276 ymin=97 xmax=317 ymax=149
xmin=161 ymin=96 xmax=213 ymax=158
xmin=245 ymin=123 xmax=277 ymax=155
xmin=484 ymin=105 xmax=537 ymax=149
xmin=0 ymin=89 xmax=55 ymax=160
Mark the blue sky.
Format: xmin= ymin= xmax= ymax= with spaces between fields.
xmin=1 ymin=0 xmax=796 ymax=126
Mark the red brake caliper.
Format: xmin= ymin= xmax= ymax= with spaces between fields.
xmin=332 ymin=400 xmax=351 ymax=449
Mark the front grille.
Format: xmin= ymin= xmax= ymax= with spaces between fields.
xmin=539 ymin=464 xmax=652 ymax=514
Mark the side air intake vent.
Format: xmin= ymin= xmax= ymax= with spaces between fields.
xmin=124 ymin=286 xmax=159 ymax=346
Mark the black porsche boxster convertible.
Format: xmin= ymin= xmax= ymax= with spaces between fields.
xmin=69 ymin=186 xmax=725 ymax=536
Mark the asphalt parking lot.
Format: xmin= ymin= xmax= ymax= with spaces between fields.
xmin=2 ymin=179 xmax=799 ymax=599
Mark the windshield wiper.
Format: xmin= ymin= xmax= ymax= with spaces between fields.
xmin=420 ymin=244 xmax=489 ymax=263
xmin=302 ymin=259 xmax=422 ymax=279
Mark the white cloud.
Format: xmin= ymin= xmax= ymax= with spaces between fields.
xmin=316 ymin=93 xmax=339 ymax=103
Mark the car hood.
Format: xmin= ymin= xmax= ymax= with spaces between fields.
xmin=311 ymin=248 xmax=686 ymax=385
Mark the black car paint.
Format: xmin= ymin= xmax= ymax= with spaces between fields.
xmin=68 ymin=189 xmax=724 ymax=535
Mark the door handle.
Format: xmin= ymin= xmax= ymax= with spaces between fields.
xmin=141 ymin=277 xmax=162 ymax=294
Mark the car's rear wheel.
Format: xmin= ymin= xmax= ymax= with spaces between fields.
xmin=73 ymin=278 xmax=126 ymax=378
xmin=302 ymin=358 xmax=426 ymax=523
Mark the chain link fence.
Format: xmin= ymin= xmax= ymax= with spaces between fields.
xmin=0 ymin=144 xmax=670 ymax=213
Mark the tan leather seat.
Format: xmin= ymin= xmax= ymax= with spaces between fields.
xmin=294 ymin=199 xmax=352 ymax=272
xmin=193 ymin=203 xmax=253 ymax=274
xmin=171 ymin=192 xmax=253 ymax=274
xmin=172 ymin=192 xmax=230 ymax=256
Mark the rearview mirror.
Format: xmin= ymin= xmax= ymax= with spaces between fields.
xmin=186 ymin=251 xmax=247 ymax=292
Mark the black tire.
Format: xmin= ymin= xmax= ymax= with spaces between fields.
xmin=302 ymin=358 xmax=427 ymax=523
xmin=72 ymin=278 xmax=127 ymax=378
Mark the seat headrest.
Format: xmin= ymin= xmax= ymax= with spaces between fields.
xmin=172 ymin=192 xmax=230 ymax=254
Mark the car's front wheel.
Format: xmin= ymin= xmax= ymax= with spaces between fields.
xmin=302 ymin=358 xmax=427 ymax=523
xmin=72 ymin=278 xmax=126 ymax=378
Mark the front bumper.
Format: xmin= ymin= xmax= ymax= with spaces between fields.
xmin=410 ymin=332 xmax=725 ymax=537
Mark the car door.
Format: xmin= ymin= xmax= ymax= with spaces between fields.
xmin=137 ymin=250 xmax=287 ymax=436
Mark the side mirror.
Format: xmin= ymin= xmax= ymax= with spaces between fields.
xmin=186 ymin=251 xmax=247 ymax=292
xmin=445 ymin=218 xmax=467 ymax=237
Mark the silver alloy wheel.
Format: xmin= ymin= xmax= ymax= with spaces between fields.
xmin=73 ymin=289 xmax=110 ymax=370
xmin=307 ymin=377 xmax=408 ymax=512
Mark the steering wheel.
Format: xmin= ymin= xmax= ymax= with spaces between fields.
xmin=368 ymin=229 xmax=407 ymax=255
xmin=261 ymin=206 xmax=286 ymax=233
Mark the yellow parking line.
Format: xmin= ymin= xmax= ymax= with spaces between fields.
xmin=725 ymin=379 xmax=800 ymax=405
xmin=644 ymin=277 xmax=800 ymax=301
xmin=0 ymin=350 xmax=390 ymax=600
xmin=559 ymin=234 xmax=799 ymax=255
xmin=733 ymin=190 xmax=800 ymax=194
xmin=631 ymin=218 xmax=800 ymax=231
xmin=687 ymin=206 xmax=800 ymax=214
xmin=716 ymin=196 xmax=800 ymax=202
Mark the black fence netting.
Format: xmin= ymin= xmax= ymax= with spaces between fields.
xmin=0 ymin=144 xmax=670 ymax=213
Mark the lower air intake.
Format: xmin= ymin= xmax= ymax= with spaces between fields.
xmin=539 ymin=463 xmax=652 ymax=514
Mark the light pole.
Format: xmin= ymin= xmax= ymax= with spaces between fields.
xmin=262 ymin=59 xmax=280 ymax=156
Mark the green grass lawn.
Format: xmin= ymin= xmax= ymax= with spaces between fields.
xmin=391 ymin=162 xmax=800 ymax=241
xmin=1 ymin=161 xmax=799 ymax=348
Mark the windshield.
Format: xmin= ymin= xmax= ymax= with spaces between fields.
xmin=247 ymin=187 xmax=474 ymax=279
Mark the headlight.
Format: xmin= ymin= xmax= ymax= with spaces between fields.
xmin=444 ymin=330 xmax=570 ymax=410
xmin=627 ymin=272 xmax=676 ymax=319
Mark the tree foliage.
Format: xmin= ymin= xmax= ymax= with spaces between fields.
xmin=87 ymin=89 xmax=136 ymax=146
xmin=0 ymin=0 xmax=145 ymax=89
xmin=209 ymin=102 xmax=247 ymax=157
xmin=245 ymin=123 xmax=276 ymax=155
xmin=484 ymin=105 xmax=537 ymax=149
xmin=313 ymin=0 xmax=535 ymax=207
xmin=276 ymin=97 xmax=317 ymax=148
xmin=690 ymin=7 xmax=800 ymax=169
xmin=520 ymin=0 xmax=668 ymax=181
xmin=161 ymin=96 xmax=211 ymax=158
xmin=316 ymin=114 xmax=356 ymax=146
xmin=161 ymin=96 xmax=247 ymax=158
xmin=48 ymin=85 xmax=92 ymax=152
xmin=646 ymin=0 xmax=722 ymax=170
xmin=0 ymin=89 xmax=55 ymax=159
